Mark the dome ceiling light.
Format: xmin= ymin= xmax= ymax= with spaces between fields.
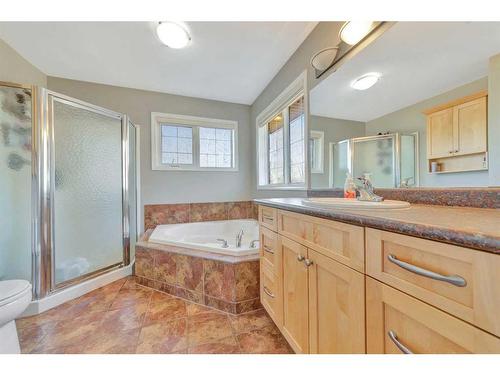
xmin=156 ymin=21 xmax=191 ymax=49
xmin=350 ymin=72 xmax=381 ymax=90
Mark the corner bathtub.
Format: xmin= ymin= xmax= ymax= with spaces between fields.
xmin=148 ymin=219 xmax=259 ymax=258
xmin=136 ymin=219 xmax=262 ymax=314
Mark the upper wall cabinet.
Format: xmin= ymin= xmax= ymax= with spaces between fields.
xmin=425 ymin=91 xmax=488 ymax=174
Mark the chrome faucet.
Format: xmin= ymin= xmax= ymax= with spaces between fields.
xmin=236 ymin=229 xmax=244 ymax=248
xmin=250 ymin=239 xmax=259 ymax=248
xmin=216 ymin=239 xmax=229 ymax=248
xmin=356 ymin=176 xmax=384 ymax=202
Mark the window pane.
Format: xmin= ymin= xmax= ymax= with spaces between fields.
xmin=200 ymin=127 xmax=216 ymax=139
xmin=289 ymin=97 xmax=305 ymax=184
xmin=199 ymin=126 xmax=233 ymax=169
xmin=161 ymin=125 xmax=177 ymax=137
xmin=268 ymin=113 xmax=284 ymax=184
xmin=159 ymin=124 xmax=193 ymax=165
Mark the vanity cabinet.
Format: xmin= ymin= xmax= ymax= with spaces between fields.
xmin=366 ymin=277 xmax=500 ymax=354
xmin=258 ymin=205 xmax=500 ymax=354
xmin=258 ymin=206 xmax=366 ymax=354
xmin=425 ymin=91 xmax=488 ymax=173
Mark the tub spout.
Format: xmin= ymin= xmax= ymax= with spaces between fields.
xmin=236 ymin=229 xmax=244 ymax=248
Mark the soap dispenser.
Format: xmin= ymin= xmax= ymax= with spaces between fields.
xmin=344 ymin=173 xmax=356 ymax=198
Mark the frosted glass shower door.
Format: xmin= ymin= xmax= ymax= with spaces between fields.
xmin=0 ymin=83 xmax=32 ymax=282
xmin=352 ymin=135 xmax=396 ymax=188
xmin=52 ymin=97 xmax=124 ymax=285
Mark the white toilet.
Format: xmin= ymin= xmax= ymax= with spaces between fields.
xmin=0 ymin=280 xmax=32 ymax=354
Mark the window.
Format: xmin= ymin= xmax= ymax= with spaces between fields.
xmin=257 ymin=71 xmax=308 ymax=189
xmin=151 ymin=112 xmax=238 ymax=171
xmin=309 ymin=130 xmax=324 ymax=174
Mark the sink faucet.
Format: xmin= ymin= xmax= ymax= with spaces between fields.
xmin=236 ymin=229 xmax=244 ymax=248
xmin=356 ymin=176 xmax=384 ymax=202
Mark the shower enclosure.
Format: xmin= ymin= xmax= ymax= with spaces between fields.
xmin=1 ymin=82 xmax=138 ymax=304
xmin=329 ymin=133 xmax=419 ymax=189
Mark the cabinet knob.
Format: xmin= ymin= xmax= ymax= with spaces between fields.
xmin=304 ymin=259 xmax=314 ymax=267
xmin=297 ymin=254 xmax=305 ymax=262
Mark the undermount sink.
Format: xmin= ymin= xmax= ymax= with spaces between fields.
xmin=301 ymin=197 xmax=410 ymax=210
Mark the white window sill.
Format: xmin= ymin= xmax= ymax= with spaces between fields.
xmin=257 ymin=185 xmax=307 ymax=191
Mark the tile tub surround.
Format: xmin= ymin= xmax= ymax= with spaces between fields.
xmin=135 ymin=245 xmax=261 ymax=314
xmin=16 ymin=276 xmax=292 ymax=354
xmin=308 ymin=187 xmax=500 ymax=209
xmin=255 ymin=198 xmax=500 ymax=254
xmin=144 ymin=201 xmax=258 ymax=230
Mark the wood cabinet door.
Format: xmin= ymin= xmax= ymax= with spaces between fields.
xmin=366 ymin=277 xmax=500 ymax=354
xmin=280 ymin=235 xmax=309 ymax=353
xmin=454 ymin=96 xmax=487 ymax=155
xmin=308 ymin=249 xmax=366 ymax=353
xmin=427 ymin=108 xmax=454 ymax=158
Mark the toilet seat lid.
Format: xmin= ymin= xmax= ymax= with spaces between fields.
xmin=0 ymin=280 xmax=31 ymax=305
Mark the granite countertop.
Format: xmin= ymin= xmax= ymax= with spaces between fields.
xmin=254 ymin=198 xmax=500 ymax=254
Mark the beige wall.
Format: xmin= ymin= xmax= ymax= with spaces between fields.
xmin=366 ymin=77 xmax=490 ymax=187
xmin=488 ymin=54 xmax=500 ymax=187
xmin=47 ymin=77 xmax=253 ymax=211
xmin=250 ymin=22 xmax=345 ymax=198
xmin=0 ymin=39 xmax=46 ymax=86
xmin=310 ymin=116 xmax=365 ymax=189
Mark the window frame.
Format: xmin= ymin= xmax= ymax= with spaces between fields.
xmin=310 ymin=130 xmax=325 ymax=174
xmin=151 ymin=112 xmax=238 ymax=172
xmin=256 ymin=71 xmax=309 ymax=190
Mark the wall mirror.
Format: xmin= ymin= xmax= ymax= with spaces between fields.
xmin=308 ymin=22 xmax=500 ymax=190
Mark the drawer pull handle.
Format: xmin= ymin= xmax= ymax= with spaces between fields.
xmin=388 ymin=330 xmax=413 ymax=354
xmin=263 ymin=245 xmax=275 ymax=254
xmin=297 ymin=254 xmax=305 ymax=262
xmin=263 ymin=215 xmax=274 ymax=222
xmin=263 ymin=286 xmax=275 ymax=298
xmin=387 ymin=254 xmax=467 ymax=287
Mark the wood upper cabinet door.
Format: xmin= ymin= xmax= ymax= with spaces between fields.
xmin=280 ymin=235 xmax=309 ymax=354
xmin=366 ymin=278 xmax=500 ymax=354
xmin=427 ymin=107 xmax=454 ymax=158
xmin=308 ymin=249 xmax=366 ymax=353
xmin=454 ymin=96 xmax=487 ymax=155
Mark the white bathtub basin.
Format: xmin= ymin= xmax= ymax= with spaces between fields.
xmin=148 ymin=219 xmax=259 ymax=256
xmin=302 ymin=197 xmax=410 ymax=210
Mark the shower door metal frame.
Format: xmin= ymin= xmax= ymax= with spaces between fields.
xmin=33 ymin=88 xmax=131 ymax=298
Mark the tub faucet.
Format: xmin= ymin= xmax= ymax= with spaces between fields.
xmin=250 ymin=240 xmax=259 ymax=248
xmin=216 ymin=239 xmax=228 ymax=248
xmin=236 ymin=229 xmax=244 ymax=248
xmin=356 ymin=176 xmax=384 ymax=202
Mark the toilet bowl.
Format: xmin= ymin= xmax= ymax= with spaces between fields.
xmin=0 ymin=280 xmax=32 ymax=354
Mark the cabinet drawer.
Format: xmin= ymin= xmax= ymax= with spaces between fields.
xmin=258 ymin=205 xmax=277 ymax=231
xmin=366 ymin=228 xmax=500 ymax=336
xmin=260 ymin=262 xmax=282 ymax=327
xmin=259 ymin=226 xmax=278 ymax=270
xmin=366 ymin=277 xmax=500 ymax=354
xmin=277 ymin=209 xmax=364 ymax=272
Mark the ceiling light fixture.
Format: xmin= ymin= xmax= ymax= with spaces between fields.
xmin=156 ymin=21 xmax=191 ymax=49
xmin=351 ymin=73 xmax=381 ymax=90
xmin=310 ymin=47 xmax=339 ymax=71
xmin=339 ymin=21 xmax=374 ymax=45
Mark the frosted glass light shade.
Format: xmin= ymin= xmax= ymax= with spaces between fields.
xmin=157 ymin=22 xmax=191 ymax=49
xmin=339 ymin=21 xmax=374 ymax=45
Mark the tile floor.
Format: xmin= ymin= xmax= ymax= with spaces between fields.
xmin=15 ymin=276 xmax=293 ymax=354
